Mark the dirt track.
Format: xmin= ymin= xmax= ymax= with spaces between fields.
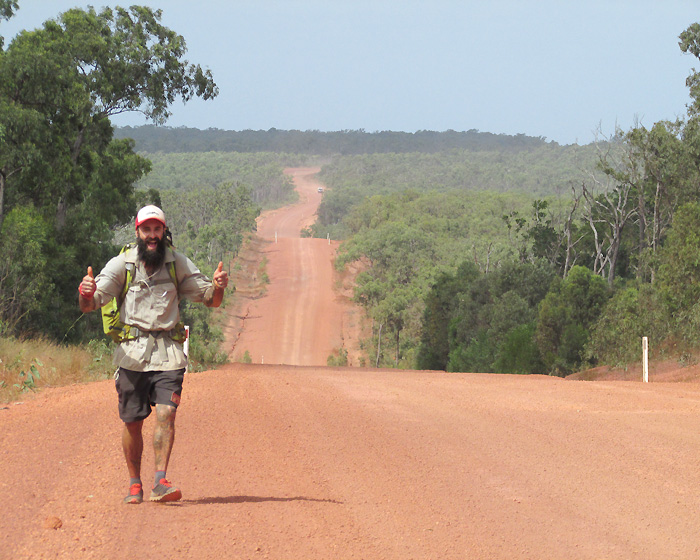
xmin=4 ymin=168 xmax=700 ymax=559
xmin=226 ymin=167 xmax=360 ymax=366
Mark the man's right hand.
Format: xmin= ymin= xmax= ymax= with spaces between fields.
xmin=78 ymin=267 xmax=97 ymax=313
xmin=79 ymin=266 xmax=96 ymax=299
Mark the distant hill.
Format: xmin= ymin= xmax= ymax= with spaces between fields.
xmin=114 ymin=125 xmax=566 ymax=155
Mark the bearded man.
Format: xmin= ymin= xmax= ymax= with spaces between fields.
xmin=78 ymin=205 xmax=230 ymax=504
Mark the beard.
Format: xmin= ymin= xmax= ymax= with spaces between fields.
xmin=136 ymin=235 xmax=167 ymax=269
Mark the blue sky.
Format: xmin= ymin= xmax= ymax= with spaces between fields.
xmin=1 ymin=1 xmax=698 ymax=145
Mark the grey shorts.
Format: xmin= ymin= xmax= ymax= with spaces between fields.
xmin=115 ymin=367 xmax=185 ymax=423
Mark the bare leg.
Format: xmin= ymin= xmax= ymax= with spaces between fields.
xmin=153 ymin=404 xmax=177 ymax=472
xmin=122 ymin=420 xmax=144 ymax=479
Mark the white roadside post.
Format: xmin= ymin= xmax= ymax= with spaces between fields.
xmin=642 ymin=336 xmax=649 ymax=383
xmin=184 ymin=325 xmax=190 ymax=373
xmin=327 ymin=233 xmax=330 ymax=245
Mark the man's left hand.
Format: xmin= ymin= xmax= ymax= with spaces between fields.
xmin=213 ymin=261 xmax=228 ymax=289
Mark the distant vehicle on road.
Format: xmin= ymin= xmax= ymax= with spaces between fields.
xmin=317 ymin=187 xmax=324 ymax=193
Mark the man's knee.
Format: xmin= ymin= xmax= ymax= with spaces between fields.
xmin=155 ymin=403 xmax=177 ymax=423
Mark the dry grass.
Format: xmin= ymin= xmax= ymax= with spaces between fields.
xmin=0 ymin=337 xmax=114 ymax=403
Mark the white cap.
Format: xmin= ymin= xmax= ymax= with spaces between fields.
xmin=135 ymin=205 xmax=166 ymax=229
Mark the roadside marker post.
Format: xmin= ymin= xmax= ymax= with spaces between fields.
xmin=184 ymin=325 xmax=190 ymax=373
xmin=642 ymin=336 xmax=649 ymax=383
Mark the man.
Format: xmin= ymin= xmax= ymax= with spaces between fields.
xmin=78 ymin=205 xmax=229 ymax=504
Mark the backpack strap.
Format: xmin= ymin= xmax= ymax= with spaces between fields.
xmin=166 ymin=261 xmax=179 ymax=296
xmin=120 ymin=245 xmax=177 ymax=293
xmin=119 ymin=245 xmax=137 ymax=304
xmin=122 ymin=262 xmax=135 ymax=297
xmin=111 ymin=243 xmax=186 ymax=345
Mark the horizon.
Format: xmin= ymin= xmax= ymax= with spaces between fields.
xmin=115 ymin=124 xmax=563 ymax=144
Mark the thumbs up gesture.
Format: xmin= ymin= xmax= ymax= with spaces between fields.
xmin=78 ymin=266 xmax=96 ymax=299
xmin=213 ymin=261 xmax=228 ymax=289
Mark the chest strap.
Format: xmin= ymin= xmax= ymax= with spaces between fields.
xmin=130 ymin=328 xmax=171 ymax=362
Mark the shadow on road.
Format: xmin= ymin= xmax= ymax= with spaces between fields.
xmin=182 ymin=495 xmax=343 ymax=505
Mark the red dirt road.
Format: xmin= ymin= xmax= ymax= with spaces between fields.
xmin=4 ymin=168 xmax=700 ymax=559
xmin=228 ymin=167 xmax=358 ymax=366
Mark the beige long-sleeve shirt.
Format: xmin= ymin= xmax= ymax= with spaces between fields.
xmin=92 ymin=246 xmax=213 ymax=371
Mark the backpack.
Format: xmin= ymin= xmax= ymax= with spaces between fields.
xmin=101 ymin=244 xmax=187 ymax=344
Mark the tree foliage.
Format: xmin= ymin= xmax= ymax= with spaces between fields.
xmin=586 ymin=284 xmax=670 ymax=367
xmin=134 ymin=151 xmax=298 ymax=209
xmin=336 ymin=189 xmax=545 ymax=367
xmin=534 ymin=266 xmax=609 ymax=375
xmin=7 ymin=8 xmax=700 ymax=378
xmin=0 ymin=5 xmax=218 ymax=340
xmin=443 ymin=261 xmax=555 ymax=374
xmin=0 ymin=205 xmax=52 ymax=333
xmin=163 ymin=183 xmax=260 ymax=268
xmin=115 ymin=125 xmax=559 ymax=154
xmin=656 ymin=203 xmax=700 ymax=314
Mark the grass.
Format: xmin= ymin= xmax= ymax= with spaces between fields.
xmin=259 ymin=256 xmax=270 ymax=285
xmin=327 ymin=347 xmax=349 ymax=367
xmin=0 ymin=336 xmax=115 ymax=404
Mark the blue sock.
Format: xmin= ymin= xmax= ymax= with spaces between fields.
xmin=155 ymin=471 xmax=166 ymax=486
xmin=130 ymin=477 xmax=142 ymax=487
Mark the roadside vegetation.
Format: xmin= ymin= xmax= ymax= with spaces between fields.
xmin=0 ymin=4 xmax=269 ymax=400
xmin=0 ymin=337 xmax=114 ymax=403
xmin=3 ymin=3 xmax=700 ymax=398
xmin=301 ymin=22 xmax=700 ymax=374
xmin=315 ymin=116 xmax=700 ymax=373
xmin=133 ymin=151 xmax=304 ymax=210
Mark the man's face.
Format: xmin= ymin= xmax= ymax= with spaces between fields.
xmin=136 ymin=220 xmax=166 ymax=268
xmin=137 ymin=220 xmax=164 ymax=250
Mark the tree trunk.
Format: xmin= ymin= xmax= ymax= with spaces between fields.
xmin=395 ymin=328 xmax=400 ymax=366
xmin=652 ymin=180 xmax=663 ymax=254
xmin=0 ymin=172 xmax=5 ymax=231
xmin=0 ymin=166 xmax=23 ymax=231
xmin=563 ymin=185 xmax=583 ymax=277
xmin=607 ymin=227 xmax=623 ymax=287
xmin=637 ymin=186 xmax=647 ymax=273
xmin=56 ymin=197 xmax=67 ymax=231
xmin=56 ymin=127 xmax=87 ymax=231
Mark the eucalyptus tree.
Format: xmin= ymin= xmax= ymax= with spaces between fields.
xmin=535 ymin=266 xmax=609 ymax=375
xmin=576 ymin=132 xmax=638 ymax=287
xmin=0 ymin=5 xmax=217 ymax=229
xmin=0 ymin=5 xmax=218 ymax=337
xmin=625 ymin=121 xmax=698 ymax=281
xmin=679 ymin=23 xmax=700 ymax=118
xmin=0 ymin=0 xmax=16 ymax=26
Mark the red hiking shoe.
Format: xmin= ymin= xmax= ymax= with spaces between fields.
xmin=149 ymin=479 xmax=182 ymax=503
xmin=123 ymin=483 xmax=143 ymax=505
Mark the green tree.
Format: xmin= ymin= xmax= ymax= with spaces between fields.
xmin=493 ymin=323 xmax=545 ymax=374
xmin=656 ymin=202 xmax=700 ymax=314
xmin=428 ymin=260 xmax=554 ymax=374
xmin=0 ymin=0 xmax=17 ymax=40
xmin=535 ymin=266 xmax=609 ymax=375
xmin=587 ymin=284 xmax=670 ymax=366
xmin=679 ymin=23 xmax=700 ymax=119
xmin=164 ymin=183 xmax=260 ymax=267
xmin=1 ymin=5 xmax=217 ymax=228
xmin=0 ymin=205 xmax=52 ymax=333
xmin=416 ymin=262 xmax=480 ymax=370
xmin=447 ymin=328 xmax=494 ymax=373
xmin=0 ymin=5 xmax=218 ymax=339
